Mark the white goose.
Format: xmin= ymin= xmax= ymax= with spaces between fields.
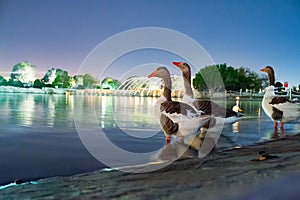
xmin=148 ymin=66 xmax=213 ymax=143
xmin=172 ymin=62 xmax=242 ymax=125
xmin=260 ymin=66 xmax=300 ymax=129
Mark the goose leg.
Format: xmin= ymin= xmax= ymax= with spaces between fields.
xmin=165 ymin=135 xmax=171 ymax=144
xmin=274 ymin=122 xmax=278 ymax=129
xmin=280 ymin=122 xmax=284 ymax=130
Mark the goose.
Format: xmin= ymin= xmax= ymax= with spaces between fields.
xmin=172 ymin=62 xmax=242 ymax=125
xmin=148 ymin=66 xmax=213 ymax=144
xmin=260 ymin=66 xmax=300 ymax=129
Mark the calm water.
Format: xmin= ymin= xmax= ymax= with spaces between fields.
xmin=0 ymin=93 xmax=299 ymax=185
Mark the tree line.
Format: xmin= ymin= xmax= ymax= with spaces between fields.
xmin=193 ymin=63 xmax=267 ymax=92
xmin=3 ymin=61 xmax=296 ymax=92
xmin=0 ymin=61 xmax=101 ymax=89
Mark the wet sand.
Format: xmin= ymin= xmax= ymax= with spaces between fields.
xmin=1 ymin=134 xmax=300 ymax=199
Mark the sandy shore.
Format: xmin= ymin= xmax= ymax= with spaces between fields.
xmin=1 ymin=134 xmax=300 ymax=200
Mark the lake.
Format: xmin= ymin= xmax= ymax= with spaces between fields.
xmin=0 ymin=93 xmax=299 ymax=185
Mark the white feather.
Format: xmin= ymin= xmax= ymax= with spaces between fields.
xmin=272 ymin=102 xmax=300 ymax=111
xmin=182 ymin=94 xmax=240 ymax=124
xmin=262 ymin=86 xmax=275 ymax=120
xmin=161 ymin=111 xmax=211 ymax=137
xmin=262 ymin=86 xmax=300 ymax=123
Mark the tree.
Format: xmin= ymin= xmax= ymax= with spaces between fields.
xmin=238 ymin=67 xmax=264 ymax=91
xmin=0 ymin=76 xmax=7 ymax=86
xmin=6 ymin=78 xmax=23 ymax=87
xmin=43 ymin=68 xmax=72 ymax=88
xmin=42 ymin=68 xmax=57 ymax=84
xmin=52 ymin=70 xmax=71 ymax=88
xmin=7 ymin=78 xmax=14 ymax=86
xmin=193 ymin=64 xmax=264 ymax=93
xmin=193 ymin=64 xmax=225 ymax=92
xmin=73 ymin=75 xmax=84 ymax=88
xmin=193 ymin=71 xmax=207 ymax=91
xmin=33 ymin=79 xmax=44 ymax=89
xmin=220 ymin=65 xmax=239 ymax=91
xmin=101 ymin=77 xmax=121 ymax=90
xmin=83 ymin=74 xmax=98 ymax=88
xmin=14 ymin=80 xmax=24 ymax=87
xmin=11 ymin=61 xmax=36 ymax=84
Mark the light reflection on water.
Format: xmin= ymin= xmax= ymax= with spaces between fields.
xmin=0 ymin=93 xmax=75 ymax=129
xmin=0 ymin=93 xmax=299 ymax=145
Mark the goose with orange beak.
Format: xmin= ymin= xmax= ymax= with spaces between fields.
xmin=172 ymin=62 xmax=242 ymax=125
xmin=260 ymin=66 xmax=300 ymax=129
xmin=148 ymin=66 xmax=213 ymax=144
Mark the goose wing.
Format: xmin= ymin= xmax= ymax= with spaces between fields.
xmin=193 ymin=100 xmax=238 ymax=117
xmin=160 ymin=101 xmax=199 ymax=117
xmin=270 ymin=96 xmax=300 ymax=121
xmin=271 ymin=97 xmax=300 ymax=111
xmin=160 ymin=101 xmax=211 ymax=128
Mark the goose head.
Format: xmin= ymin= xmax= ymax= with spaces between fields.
xmin=148 ymin=66 xmax=172 ymax=101
xmin=260 ymin=66 xmax=275 ymax=86
xmin=172 ymin=62 xmax=194 ymax=98
xmin=172 ymin=62 xmax=191 ymax=75
xmin=148 ymin=66 xmax=170 ymax=80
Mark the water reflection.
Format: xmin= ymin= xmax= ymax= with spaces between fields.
xmin=111 ymin=96 xmax=160 ymax=137
xmin=0 ymin=93 xmax=74 ymax=129
xmin=0 ymin=94 xmax=298 ymax=148
xmin=232 ymin=121 xmax=240 ymax=133
xmin=261 ymin=128 xmax=286 ymax=141
xmin=46 ymin=95 xmax=55 ymax=127
xmin=18 ymin=95 xmax=35 ymax=126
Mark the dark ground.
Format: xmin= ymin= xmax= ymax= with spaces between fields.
xmin=1 ymin=134 xmax=300 ymax=200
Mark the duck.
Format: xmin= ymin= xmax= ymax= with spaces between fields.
xmin=148 ymin=66 xmax=213 ymax=144
xmin=232 ymin=96 xmax=243 ymax=113
xmin=260 ymin=66 xmax=300 ymax=129
xmin=251 ymin=150 xmax=279 ymax=162
xmin=172 ymin=62 xmax=242 ymax=125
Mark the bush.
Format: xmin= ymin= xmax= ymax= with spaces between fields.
xmin=33 ymin=79 xmax=44 ymax=89
xmin=14 ymin=80 xmax=24 ymax=87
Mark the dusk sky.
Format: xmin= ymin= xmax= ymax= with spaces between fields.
xmin=1 ymin=0 xmax=300 ymax=86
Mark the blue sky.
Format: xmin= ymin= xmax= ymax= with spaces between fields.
xmin=1 ymin=0 xmax=300 ymax=86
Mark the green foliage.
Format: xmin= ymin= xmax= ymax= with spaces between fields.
xmin=51 ymin=69 xmax=72 ymax=88
xmin=83 ymin=74 xmax=98 ymax=88
xmin=101 ymin=77 xmax=121 ymax=90
xmin=193 ymin=71 xmax=207 ymax=91
xmin=11 ymin=61 xmax=36 ymax=83
xmin=0 ymin=76 xmax=7 ymax=86
xmin=7 ymin=78 xmax=23 ymax=87
xmin=7 ymin=79 xmax=14 ymax=86
xmin=42 ymin=68 xmax=57 ymax=84
xmin=14 ymin=80 xmax=24 ymax=87
xmin=73 ymin=75 xmax=84 ymax=88
xmin=193 ymin=64 xmax=225 ymax=92
xmin=71 ymin=74 xmax=98 ymax=88
xmin=193 ymin=63 xmax=264 ymax=92
xmin=236 ymin=67 xmax=264 ymax=91
xmin=33 ymin=79 xmax=44 ymax=89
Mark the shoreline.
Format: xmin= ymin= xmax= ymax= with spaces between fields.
xmin=0 ymin=86 xmax=264 ymax=99
xmin=1 ymin=134 xmax=300 ymax=199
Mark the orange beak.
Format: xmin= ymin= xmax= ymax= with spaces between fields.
xmin=260 ymin=68 xmax=266 ymax=72
xmin=148 ymin=70 xmax=156 ymax=78
xmin=172 ymin=62 xmax=182 ymax=67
